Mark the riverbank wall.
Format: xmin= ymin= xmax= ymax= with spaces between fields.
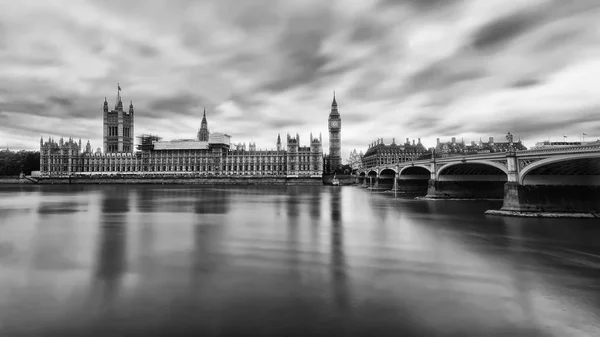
xmin=322 ymin=174 xmax=356 ymax=186
xmin=36 ymin=175 xmax=323 ymax=185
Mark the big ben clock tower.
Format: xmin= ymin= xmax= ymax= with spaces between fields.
xmin=328 ymin=92 xmax=342 ymax=171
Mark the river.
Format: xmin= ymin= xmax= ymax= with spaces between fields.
xmin=1 ymin=185 xmax=599 ymax=336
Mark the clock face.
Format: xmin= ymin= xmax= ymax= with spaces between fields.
xmin=330 ymin=120 xmax=340 ymax=128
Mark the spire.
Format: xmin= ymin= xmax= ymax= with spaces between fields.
xmin=129 ymin=100 xmax=134 ymax=114
xmin=329 ymin=91 xmax=340 ymax=118
xmin=198 ymin=107 xmax=209 ymax=141
xmin=103 ymin=97 xmax=108 ymax=112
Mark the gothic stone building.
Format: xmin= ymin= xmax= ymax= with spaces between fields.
xmin=361 ymin=138 xmax=428 ymax=168
xmin=40 ymin=87 xmax=323 ymax=177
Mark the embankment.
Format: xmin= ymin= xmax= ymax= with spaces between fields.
xmin=37 ymin=175 xmax=323 ymax=186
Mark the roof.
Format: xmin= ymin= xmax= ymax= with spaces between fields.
xmin=153 ymin=140 xmax=209 ymax=150
xmin=208 ymin=133 xmax=231 ymax=145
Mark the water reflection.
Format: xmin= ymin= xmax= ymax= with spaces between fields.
xmin=330 ymin=188 xmax=350 ymax=312
xmin=1 ymin=185 xmax=600 ymax=336
xmin=91 ymin=188 xmax=129 ymax=307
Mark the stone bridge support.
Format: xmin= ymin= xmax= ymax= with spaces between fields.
xmin=499 ymin=153 xmax=600 ymax=214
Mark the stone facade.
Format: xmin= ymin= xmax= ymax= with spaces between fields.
xmin=103 ymin=85 xmax=134 ymax=153
xmin=361 ymin=138 xmax=428 ymax=168
xmin=40 ymin=91 xmax=323 ymax=178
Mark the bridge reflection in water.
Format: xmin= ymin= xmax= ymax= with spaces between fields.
xmin=358 ymin=144 xmax=600 ymax=214
xmin=1 ymin=185 xmax=600 ymax=336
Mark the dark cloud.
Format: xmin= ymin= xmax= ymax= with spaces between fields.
xmin=219 ymin=0 xmax=283 ymax=33
xmin=346 ymin=68 xmax=394 ymax=101
xmin=424 ymin=106 xmax=600 ymax=140
xmin=533 ymin=28 xmax=579 ymax=52
xmin=146 ymin=93 xmax=208 ymax=119
xmin=348 ymin=17 xmax=388 ymax=43
xmin=470 ymin=11 xmax=542 ymax=50
xmin=340 ymin=113 xmax=371 ymax=124
xmin=404 ymin=116 xmax=443 ymax=130
xmin=266 ymin=117 xmax=309 ymax=129
xmin=47 ymin=96 xmax=73 ymax=107
xmin=0 ymin=22 xmax=5 ymax=50
xmin=260 ymin=11 xmax=334 ymax=93
xmin=378 ymin=0 xmax=462 ymax=11
xmin=510 ymin=78 xmax=541 ymax=89
xmin=133 ymin=42 xmax=160 ymax=58
xmin=0 ymin=101 xmax=48 ymax=115
xmin=406 ymin=58 xmax=486 ymax=94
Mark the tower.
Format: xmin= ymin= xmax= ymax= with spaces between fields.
xmin=103 ymin=83 xmax=134 ymax=153
xmin=277 ymin=134 xmax=281 ymax=151
xmin=328 ymin=91 xmax=342 ymax=171
xmin=197 ymin=108 xmax=209 ymax=141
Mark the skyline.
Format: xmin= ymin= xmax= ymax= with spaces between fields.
xmin=1 ymin=0 xmax=600 ymax=158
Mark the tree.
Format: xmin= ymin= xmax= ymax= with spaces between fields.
xmin=0 ymin=150 xmax=40 ymax=176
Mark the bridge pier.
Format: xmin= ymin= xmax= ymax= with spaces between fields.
xmin=425 ymin=179 xmax=505 ymax=199
xmin=500 ymin=183 xmax=600 ymax=213
xmin=489 ymin=151 xmax=600 ymax=216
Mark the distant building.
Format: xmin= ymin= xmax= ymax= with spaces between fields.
xmin=40 ymin=86 xmax=324 ymax=177
xmin=361 ymin=138 xmax=428 ymax=168
xmin=434 ymin=136 xmax=527 ymax=157
xmin=531 ymin=140 xmax=600 ymax=150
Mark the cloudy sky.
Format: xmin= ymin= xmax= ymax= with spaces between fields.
xmin=1 ymin=0 xmax=600 ymax=159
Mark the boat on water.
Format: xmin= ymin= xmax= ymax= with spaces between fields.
xmin=332 ymin=173 xmax=340 ymax=186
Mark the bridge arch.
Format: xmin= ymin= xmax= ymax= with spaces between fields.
xmin=379 ymin=168 xmax=397 ymax=176
xmin=519 ymin=154 xmax=600 ymax=185
xmin=358 ymin=172 xmax=366 ymax=178
xmin=436 ymin=160 xmax=508 ymax=181
xmin=367 ymin=170 xmax=378 ymax=177
xmin=399 ymin=165 xmax=431 ymax=176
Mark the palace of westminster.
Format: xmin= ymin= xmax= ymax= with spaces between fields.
xmin=39 ymin=86 xmax=343 ymax=177
xmin=39 ymin=85 xmax=527 ymax=177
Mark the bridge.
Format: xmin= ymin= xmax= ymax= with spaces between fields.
xmin=357 ymin=143 xmax=600 ymax=214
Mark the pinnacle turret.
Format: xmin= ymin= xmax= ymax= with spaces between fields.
xmin=198 ymin=107 xmax=209 ymax=141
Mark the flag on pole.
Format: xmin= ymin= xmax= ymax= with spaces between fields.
xmin=563 ymin=135 xmax=567 ymax=138
xmin=583 ymin=133 xmax=587 ymax=136
xmin=118 ymin=84 xmax=121 ymax=91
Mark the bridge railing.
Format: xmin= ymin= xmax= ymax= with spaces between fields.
xmin=359 ymin=143 xmax=600 ymax=173
xmin=518 ymin=143 xmax=600 ymax=156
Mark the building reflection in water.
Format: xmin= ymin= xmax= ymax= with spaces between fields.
xmin=189 ymin=187 xmax=231 ymax=295
xmin=308 ymin=188 xmax=322 ymax=254
xmin=194 ymin=188 xmax=230 ymax=215
xmin=330 ymin=188 xmax=350 ymax=312
xmin=134 ymin=188 xmax=157 ymax=279
xmin=90 ymin=187 xmax=129 ymax=312
xmin=285 ymin=187 xmax=301 ymax=280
